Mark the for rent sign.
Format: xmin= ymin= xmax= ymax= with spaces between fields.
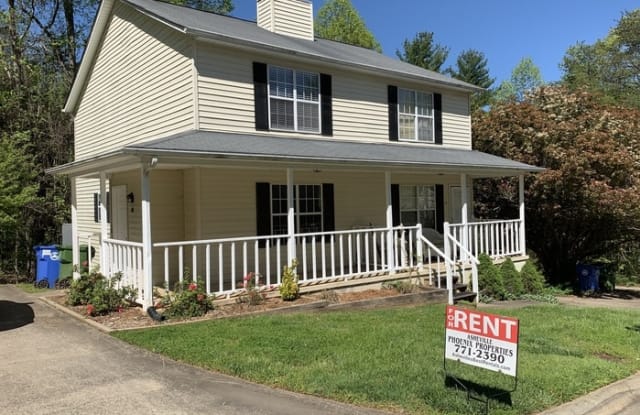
xmin=444 ymin=305 xmax=519 ymax=377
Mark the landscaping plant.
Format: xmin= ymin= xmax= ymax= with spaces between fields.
xmin=163 ymin=280 xmax=213 ymax=319
xmin=279 ymin=260 xmax=299 ymax=301
xmin=67 ymin=271 xmax=136 ymax=316
xmin=500 ymin=257 xmax=524 ymax=297
xmin=477 ymin=253 xmax=505 ymax=300
xmin=239 ymin=272 xmax=266 ymax=305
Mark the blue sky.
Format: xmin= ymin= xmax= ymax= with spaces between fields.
xmin=232 ymin=0 xmax=638 ymax=86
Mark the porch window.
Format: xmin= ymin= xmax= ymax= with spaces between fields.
xmin=271 ymin=184 xmax=323 ymax=234
xmin=268 ymin=66 xmax=320 ymax=133
xmin=399 ymin=185 xmax=436 ymax=228
xmin=398 ymin=88 xmax=434 ymax=142
xmin=93 ymin=192 xmax=110 ymax=223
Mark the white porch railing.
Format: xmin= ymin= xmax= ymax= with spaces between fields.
xmin=103 ymin=238 xmax=145 ymax=303
xmin=154 ymin=226 xmax=422 ymax=298
xmin=448 ymin=219 xmax=524 ymax=259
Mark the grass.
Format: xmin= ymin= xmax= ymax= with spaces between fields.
xmin=15 ymin=282 xmax=52 ymax=294
xmin=113 ymin=304 xmax=640 ymax=414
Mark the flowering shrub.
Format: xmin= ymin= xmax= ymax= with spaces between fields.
xmin=279 ymin=260 xmax=299 ymax=301
xmin=163 ymin=280 xmax=213 ymax=319
xmin=67 ymin=271 xmax=136 ymax=316
xmin=239 ymin=272 xmax=265 ymax=306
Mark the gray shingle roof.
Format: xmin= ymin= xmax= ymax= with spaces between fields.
xmin=125 ymin=131 xmax=543 ymax=174
xmin=122 ymin=0 xmax=481 ymax=92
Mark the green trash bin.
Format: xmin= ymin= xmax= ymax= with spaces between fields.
xmin=58 ymin=245 xmax=73 ymax=279
xmin=57 ymin=245 xmax=95 ymax=278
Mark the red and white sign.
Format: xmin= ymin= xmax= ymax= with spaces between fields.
xmin=444 ymin=305 xmax=519 ymax=377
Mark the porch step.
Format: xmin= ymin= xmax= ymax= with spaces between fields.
xmin=453 ymin=291 xmax=477 ymax=303
xmin=454 ymin=283 xmax=468 ymax=292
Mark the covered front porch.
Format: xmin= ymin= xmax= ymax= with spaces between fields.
xmin=51 ymin=132 xmax=540 ymax=308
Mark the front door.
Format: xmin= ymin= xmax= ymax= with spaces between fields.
xmin=111 ymin=185 xmax=128 ymax=240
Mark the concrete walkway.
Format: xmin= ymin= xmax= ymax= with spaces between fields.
xmin=0 ymin=285 xmax=389 ymax=415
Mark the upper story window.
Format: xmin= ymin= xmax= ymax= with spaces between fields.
xmin=398 ymin=88 xmax=434 ymax=142
xmin=268 ymin=66 xmax=320 ymax=133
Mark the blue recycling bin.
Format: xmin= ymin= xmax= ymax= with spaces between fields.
xmin=576 ymin=264 xmax=600 ymax=292
xmin=34 ymin=245 xmax=61 ymax=288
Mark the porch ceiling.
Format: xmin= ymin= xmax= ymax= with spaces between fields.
xmin=48 ymin=131 xmax=544 ymax=177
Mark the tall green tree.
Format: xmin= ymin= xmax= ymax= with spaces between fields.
xmin=314 ymin=0 xmax=381 ymax=52
xmin=396 ymin=31 xmax=449 ymax=72
xmin=561 ymin=9 xmax=640 ymax=108
xmin=493 ymin=57 xmax=543 ymax=103
xmin=447 ymin=49 xmax=494 ymax=111
xmin=473 ymin=86 xmax=640 ymax=284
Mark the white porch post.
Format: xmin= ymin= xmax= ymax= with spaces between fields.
xmin=460 ymin=173 xmax=469 ymax=260
xmin=286 ymin=168 xmax=296 ymax=265
xmin=71 ymin=177 xmax=80 ymax=279
xmin=141 ymin=167 xmax=153 ymax=309
xmin=99 ymin=172 xmax=108 ymax=274
xmin=385 ymin=172 xmax=395 ymax=273
xmin=519 ymin=174 xmax=526 ymax=255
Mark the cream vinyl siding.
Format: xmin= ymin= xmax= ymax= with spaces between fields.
xmin=76 ymin=178 xmax=106 ymax=268
xmin=74 ymin=2 xmax=194 ymax=159
xmin=196 ymin=44 xmax=471 ymax=148
xmin=257 ymin=0 xmax=314 ymax=41
xmin=442 ymin=91 xmax=472 ymax=150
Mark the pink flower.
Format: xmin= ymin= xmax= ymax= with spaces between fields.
xmin=86 ymin=304 xmax=95 ymax=316
xmin=197 ymin=293 xmax=205 ymax=302
xmin=188 ymin=282 xmax=197 ymax=291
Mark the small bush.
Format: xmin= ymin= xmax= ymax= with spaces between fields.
xmin=163 ymin=280 xmax=213 ymax=319
xmin=383 ymin=280 xmax=416 ymax=294
xmin=478 ymin=253 xmax=505 ymax=300
xmin=501 ymin=258 xmax=524 ymax=296
xmin=279 ymin=260 xmax=299 ymax=301
xmin=67 ymin=272 xmax=136 ymax=316
xmin=521 ymin=260 xmax=546 ymax=294
xmin=238 ymin=272 xmax=266 ymax=306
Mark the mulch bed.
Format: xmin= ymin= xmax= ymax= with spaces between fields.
xmin=48 ymin=288 xmax=410 ymax=331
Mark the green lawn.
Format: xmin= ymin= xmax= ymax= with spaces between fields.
xmin=113 ymin=304 xmax=640 ymax=414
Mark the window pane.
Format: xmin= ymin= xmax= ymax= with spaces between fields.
xmin=401 ymin=211 xmax=418 ymax=226
xmin=398 ymin=89 xmax=415 ymax=114
xmin=272 ymin=215 xmax=288 ymax=235
xmin=419 ymin=210 xmax=436 ymax=229
xmin=416 ymin=92 xmax=433 ymax=116
xmin=296 ymin=71 xmax=319 ymax=102
xmin=299 ymin=214 xmax=322 ymax=233
xmin=399 ymin=115 xmax=415 ymax=140
xmin=417 ymin=117 xmax=433 ymax=141
xmin=269 ymin=66 xmax=294 ymax=98
xmin=297 ymin=102 xmax=319 ymax=132
xmin=270 ymin=98 xmax=294 ymax=130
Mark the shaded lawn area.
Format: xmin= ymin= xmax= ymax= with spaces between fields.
xmin=113 ymin=304 xmax=640 ymax=414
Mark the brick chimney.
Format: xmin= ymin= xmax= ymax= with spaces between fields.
xmin=257 ymin=0 xmax=314 ymax=41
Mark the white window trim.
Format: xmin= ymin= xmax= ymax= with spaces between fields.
xmin=267 ymin=65 xmax=321 ymax=134
xmin=398 ymin=88 xmax=435 ymax=143
xmin=271 ymin=184 xmax=323 ymax=234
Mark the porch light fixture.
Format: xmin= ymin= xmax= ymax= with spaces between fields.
xmin=127 ymin=192 xmax=135 ymax=203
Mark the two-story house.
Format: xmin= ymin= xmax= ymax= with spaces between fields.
xmin=50 ymin=0 xmax=542 ymax=308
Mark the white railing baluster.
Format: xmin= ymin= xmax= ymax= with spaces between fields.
xmin=178 ymin=245 xmax=184 ymax=283
xmin=331 ymin=235 xmax=336 ymax=277
xmin=356 ymin=233 xmax=361 ymax=274
xmin=206 ymin=244 xmax=211 ymax=294
xmin=301 ymin=237 xmax=308 ymax=281
xmin=231 ymin=242 xmax=236 ymax=291
xmin=312 ymin=236 xmax=317 ymax=279
xmin=218 ymin=244 xmax=223 ymax=293
xmin=321 ymin=235 xmax=327 ymax=278
xmin=347 ymin=234 xmax=353 ymax=276
xmin=164 ymin=247 xmax=169 ymax=289
xmin=242 ymin=241 xmax=247 ymax=278
xmin=192 ymin=245 xmax=197 ymax=281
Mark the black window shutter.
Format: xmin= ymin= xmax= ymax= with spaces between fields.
xmin=391 ymin=184 xmax=400 ymax=226
xmin=253 ymin=62 xmax=269 ymax=131
xmin=106 ymin=191 xmax=111 ymax=224
xmin=322 ymin=183 xmax=335 ymax=232
xmin=93 ymin=193 xmax=99 ymax=223
xmin=435 ymin=184 xmax=444 ymax=233
xmin=256 ymin=183 xmax=271 ymax=247
xmin=434 ymin=93 xmax=443 ymax=145
xmin=388 ymin=86 xmax=398 ymax=141
xmin=320 ymin=74 xmax=333 ymax=136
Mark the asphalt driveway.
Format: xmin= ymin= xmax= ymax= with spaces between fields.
xmin=0 ymin=285 xmax=389 ymax=415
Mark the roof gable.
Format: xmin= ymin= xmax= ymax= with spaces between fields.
xmin=65 ymin=0 xmax=480 ymax=113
